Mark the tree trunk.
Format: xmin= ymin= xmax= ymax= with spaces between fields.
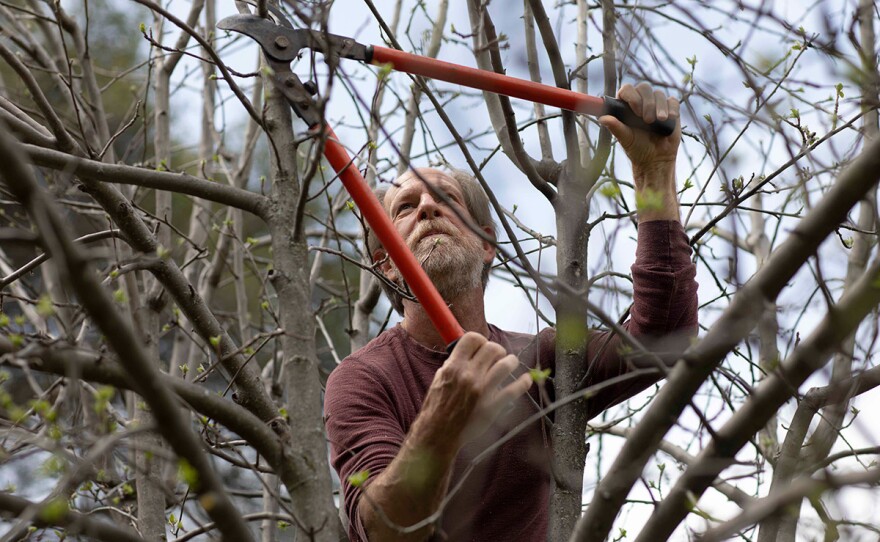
xmin=262 ymin=57 xmax=342 ymax=541
xmin=548 ymin=166 xmax=591 ymax=541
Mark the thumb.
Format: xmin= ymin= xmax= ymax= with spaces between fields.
xmin=599 ymin=115 xmax=634 ymax=148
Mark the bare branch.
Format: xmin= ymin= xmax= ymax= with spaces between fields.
xmin=702 ymin=467 xmax=880 ymax=542
xmin=632 ymin=254 xmax=880 ymax=541
xmin=23 ymin=143 xmax=269 ymax=217
xmin=131 ymin=0 xmax=262 ymax=125
xmin=0 ymin=492 xmax=145 ymax=542
xmin=573 ymin=135 xmax=880 ymax=542
xmin=0 ymin=124 xmax=255 ymax=541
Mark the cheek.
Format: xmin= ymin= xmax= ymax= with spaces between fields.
xmin=394 ymin=215 xmax=415 ymax=236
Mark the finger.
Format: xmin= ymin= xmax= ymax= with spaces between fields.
xmin=599 ymin=115 xmax=634 ymax=149
xmin=654 ymin=89 xmax=669 ymax=121
xmin=635 ymin=82 xmax=656 ymax=123
xmin=448 ymin=332 xmax=486 ymax=363
xmin=616 ymin=83 xmax=640 ymax=116
xmin=471 ymin=340 xmax=507 ymax=371
xmin=495 ymin=373 xmax=534 ymax=405
xmin=668 ymin=96 xmax=681 ymax=122
xmin=482 ymin=372 xmax=533 ymax=423
xmin=484 ymin=354 xmax=519 ymax=390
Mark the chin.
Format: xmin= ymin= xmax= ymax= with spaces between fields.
xmin=425 ymin=261 xmax=482 ymax=298
xmin=405 ymin=236 xmax=485 ymax=296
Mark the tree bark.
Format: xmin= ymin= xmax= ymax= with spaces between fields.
xmin=262 ymin=51 xmax=342 ymax=541
xmin=549 ymin=166 xmax=591 ymax=542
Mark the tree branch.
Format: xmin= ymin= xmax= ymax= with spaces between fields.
xmin=0 ymin=123 xmax=255 ymax=541
xmin=0 ymin=493 xmax=145 ymax=542
xmin=759 ymin=363 xmax=880 ymax=541
xmin=0 ymin=40 xmax=81 ymax=153
xmin=23 ymin=143 xmax=269 ymax=218
xmin=478 ymin=6 xmax=555 ymax=203
xmin=631 ymin=255 xmax=880 ymax=541
xmin=572 ymin=135 xmax=880 ymax=542
xmin=593 ymin=425 xmax=755 ymax=508
xmin=131 ymin=0 xmax=262 ymax=126
xmin=0 ymin=343 xmax=285 ymax=471
xmin=0 ymin=229 xmax=126 ymax=288
xmin=701 ymin=467 xmax=880 ymax=542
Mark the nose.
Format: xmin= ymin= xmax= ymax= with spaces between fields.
xmin=417 ymin=193 xmax=442 ymax=220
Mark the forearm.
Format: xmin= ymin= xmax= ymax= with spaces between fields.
xmin=359 ymin=397 xmax=464 ymax=541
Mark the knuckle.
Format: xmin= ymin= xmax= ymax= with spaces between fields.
xmin=457 ymin=371 xmax=476 ymax=387
xmin=437 ymin=366 xmax=479 ymax=394
xmin=435 ymin=364 xmax=455 ymax=382
xmin=453 ymin=332 xmax=486 ymax=357
xmin=459 ymin=375 xmax=482 ymax=398
xmin=501 ymin=354 xmax=518 ymax=369
xmin=485 ymin=342 xmax=506 ymax=359
xmin=461 ymin=331 xmax=485 ymax=346
xmin=617 ymin=84 xmax=636 ymax=101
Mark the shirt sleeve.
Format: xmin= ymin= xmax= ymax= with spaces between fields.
xmin=324 ymin=360 xmax=405 ymax=542
xmin=581 ymin=220 xmax=698 ymax=417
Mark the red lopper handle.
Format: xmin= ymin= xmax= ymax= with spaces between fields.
xmin=371 ymin=46 xmax=604 ymax=115
xmin=370 ymin=46 xmax=676 ymax=136
xmin=321 ymin=125 xmax=465 ymax=346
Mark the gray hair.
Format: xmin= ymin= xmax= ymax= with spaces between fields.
xmin=366 ymin=168 xmax=496 ymax=314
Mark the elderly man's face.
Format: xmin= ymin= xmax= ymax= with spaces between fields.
xmin=377 ymin=169 xmax=494 ymax=301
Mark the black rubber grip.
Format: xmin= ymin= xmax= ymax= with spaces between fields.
xmin=445 ymin=338 xmax=459 ymax=355
xmin=602 ymin=96 xmax=676 ymax=136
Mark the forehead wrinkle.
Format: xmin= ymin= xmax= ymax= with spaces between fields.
xmin=388 ymin=171 xmax=461 ymax=210
xmin=397 ymin=170 xmax=456 ymax=191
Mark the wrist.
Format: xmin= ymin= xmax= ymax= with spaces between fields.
xmin=633 ymin=160 xmax=676 ymax=188
xmin=409 ymin=393 xmax=468 ymax=457
xmin=635 ymin=188 xmax=680 ymax=222
xmin=633 ymin=161 xmax=679 ymax=222
xmin=407 ymin=418 xmax=462 ymax=459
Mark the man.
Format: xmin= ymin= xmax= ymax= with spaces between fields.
xmin=324 ymin=83 xmax=698 ymax=541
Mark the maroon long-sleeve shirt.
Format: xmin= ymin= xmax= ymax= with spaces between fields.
xmin=324 ymin=220 xmax=698 ymax=541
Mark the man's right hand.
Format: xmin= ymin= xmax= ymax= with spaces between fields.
xmin=422 ymin=332 xmax=533 ymax=449
xmin=359 ymin=332 xmax=533 ymax=540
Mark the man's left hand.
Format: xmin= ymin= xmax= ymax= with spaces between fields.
xmin=599 ymin=82 xmax=682 ymax=222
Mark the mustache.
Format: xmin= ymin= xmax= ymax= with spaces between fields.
xmin=407 ymin=220 xmax=459 ymax=245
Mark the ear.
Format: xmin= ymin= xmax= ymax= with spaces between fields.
xmin=481 ymin=226 xmax=496 ymax=265
xmin=372 ymin=248 xmax=393 ymax=275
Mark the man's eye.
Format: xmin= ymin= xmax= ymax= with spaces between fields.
xmin=396 ymin=203 xmax=413 ymax=214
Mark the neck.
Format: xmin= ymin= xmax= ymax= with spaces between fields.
xmin=401 ymin=287 xmax=489 ymax=350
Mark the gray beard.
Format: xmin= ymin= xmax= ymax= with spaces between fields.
xmin=404 ymin=233 xmax=484 ymax=302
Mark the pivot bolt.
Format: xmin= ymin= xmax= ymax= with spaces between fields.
xmin=274 ymin=36 xmax=290 ymax=50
